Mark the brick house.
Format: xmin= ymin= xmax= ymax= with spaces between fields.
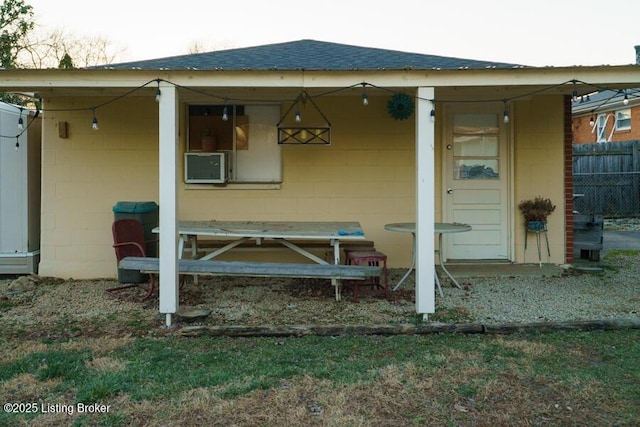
xmin=573 ymin=46 xmax=640 ymax=144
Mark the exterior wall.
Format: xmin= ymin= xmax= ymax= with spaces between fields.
xmin=179 ymin=96 xmax=418 ymax=267
xmin=39 ymin=95 xmax=420 ymax=278
xmin=513 ymin=95 xmax=566 ymax=264
xmin=39 ymin=96 xmax=160 ymax=278
xmin=573 ymin=105 xmax=640 ymax=143
xmin=572 ymin=115 xmax=597 ymax=143
xmin=38 ymin=92 xmax=568 ymax=279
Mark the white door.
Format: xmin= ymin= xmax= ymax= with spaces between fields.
xmin=443 ymin=104 xmax=509 ymax=260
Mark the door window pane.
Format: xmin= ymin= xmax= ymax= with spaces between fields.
xmin=454 ymin=159 xmax=499 ymax=179
xmin=453 ymin=114 xmax=499 ymax=134
xmin=453 ymin=135 xmax=499 ymax=156
xmin=453 ymin=113 xmax=500 ymax=180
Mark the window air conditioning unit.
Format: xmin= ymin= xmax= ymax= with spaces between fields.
xmin=184 ymin=151 xmax=231 ymax=184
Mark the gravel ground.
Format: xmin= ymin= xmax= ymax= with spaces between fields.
xmin=1 ymin=250 xmax=638 ymax=333
xmin=605 ymin=217 xmax=640 ymax=231
xmin=437 ymin=267 xmax=639 ymax=324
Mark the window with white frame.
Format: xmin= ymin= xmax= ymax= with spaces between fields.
xmin=187 ymin=104 xmax=282 ymax=184
xmin=596 ymin=113 xmax=608 ymax=142
xmin=615 ymin=109 xmax=631 ymax=131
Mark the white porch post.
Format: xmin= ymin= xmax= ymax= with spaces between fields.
xmin=415 ymin=87 xmax=436 ymax=319
xmin=158 ymin=82 xmax=179 ymax=327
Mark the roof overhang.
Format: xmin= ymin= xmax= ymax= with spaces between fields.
xmin=1 ymin=65 xmax=639 ymax=101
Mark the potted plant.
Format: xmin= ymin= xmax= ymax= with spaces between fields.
xmin=518 ymin=196 xmax=556 ymax=231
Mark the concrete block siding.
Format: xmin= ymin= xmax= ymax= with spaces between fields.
xmin=38 ymin=93 xmax=566 ymax=279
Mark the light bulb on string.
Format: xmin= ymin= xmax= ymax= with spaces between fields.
xmin=222 ymin=99 xmax=229 ymax=121
xmin=91 ymin=108 xmax=99 ymax=130
xmin=503 ymin=100 xmax=510 ymax=124
xmin=589 ymin=115 xmax=595 ymax=127
xmin=623 ymin=90 xmax=629 ymax=105
xmin=155 ymin=85 xmax=161 ymax=102
xmin=361 ymin=83 xmax=368 ymax=106
xmin=17 ymin=108 xmax=24 ymax=130
xmin=295 ymin=109 xmax=301 ymax=122
xmin=15 ymin=137 xmax=19 ymax=151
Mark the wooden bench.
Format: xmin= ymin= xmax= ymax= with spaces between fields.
xmin=119 ymin=256 xmax=382 ymax=301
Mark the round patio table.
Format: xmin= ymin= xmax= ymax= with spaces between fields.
xmin=384 ymin=222 xmax=472 ymax=295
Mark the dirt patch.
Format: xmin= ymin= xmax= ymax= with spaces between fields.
xmin=2 ymin=255 xmax=638 ymax=339
xmin=0 ymin=374 xmax=63 ymax=403
xmin=0 ymin=271 xmax=423 ymax=339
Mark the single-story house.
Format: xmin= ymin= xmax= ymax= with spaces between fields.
xmin=1 ymin=40 xmax=638 ymax=324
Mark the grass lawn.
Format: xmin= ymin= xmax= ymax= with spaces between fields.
xmin=1 ymin=329 xmax=638 ymax=426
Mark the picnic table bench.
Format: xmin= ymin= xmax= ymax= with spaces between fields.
xmin=119 ymin=256 xmax=382 ymax=301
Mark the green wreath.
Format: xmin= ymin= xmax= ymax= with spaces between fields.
xmin=387 ymin=93 xmax=415 ymax=120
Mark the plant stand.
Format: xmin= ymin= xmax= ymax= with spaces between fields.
xmin=524 ymin=222 xmax=550 ymax=267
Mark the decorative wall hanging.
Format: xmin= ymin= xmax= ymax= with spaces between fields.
xmin=277 ymin=91 xmax=332 ymax=145
xmin=387 ymin=92 xmax=415 ymax=121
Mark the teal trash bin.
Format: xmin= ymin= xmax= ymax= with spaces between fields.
xmin=113 ymin=201 xmax=159 ymax=283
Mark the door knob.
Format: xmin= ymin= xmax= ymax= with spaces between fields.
xmin=447 ymin=188 xmax=453 ymax=194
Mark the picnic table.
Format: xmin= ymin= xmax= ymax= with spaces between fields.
xmin=138 ymin=221 xmax=379 ymax=326
xmin=162 ymin=220 xmax=368 ymax=266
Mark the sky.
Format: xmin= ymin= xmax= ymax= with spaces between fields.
xmin=26 ymin=0 xmax=640 ymax=67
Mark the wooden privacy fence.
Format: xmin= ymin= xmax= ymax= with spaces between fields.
xmin=573 ymin=140 xmax=640 ymax=217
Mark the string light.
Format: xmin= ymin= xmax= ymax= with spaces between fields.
xmin=2 ymin=77 xmax=637 ymax=144
xmin=17 ymin=107 xmax=24 ymax=130
xmin=361 ymin=83 xmax=368 ymax=106
xmin=589 ymin=115 xmax=595 ymax=127
xmin=503 ymin=100 xmax=510 ymax=123
xmin=222 ymin=99 xmax=229 ymax=121
xmin=155 ymin=80 xmax=161 ymax=102
xmin=0 ymin=107 xmax=41 ymax=147
xmin=430 ymin=101 xmax=436 ymax=122
xmin=91 ymin=107 xmax=99 ymax=130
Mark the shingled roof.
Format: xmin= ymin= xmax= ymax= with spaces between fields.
xmin=103 ymin=39 xmax=523 ymax=71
